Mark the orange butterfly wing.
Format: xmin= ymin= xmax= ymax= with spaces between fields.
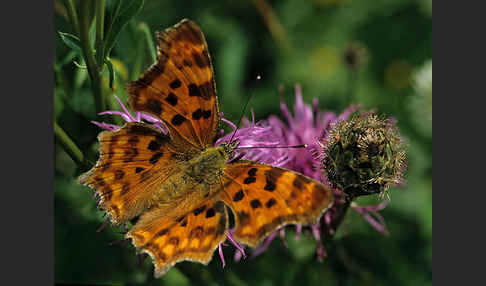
xmin=220 ymin=161 xmax=334 ymax=247
xmin=78 ymin=122 xmax=186 ymax=225
xmin=127 ymin=199 xmax=228 ymax=277
xmin=126 ymin=19 xmax=219 ymax=150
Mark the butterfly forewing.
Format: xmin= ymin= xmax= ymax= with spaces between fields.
xmin=127 ymin=19 xmax=219 ymax=150
xmin=220 ymin=161 xmax=334 ymax=247
xmin=78 ymin=122 xmax=184 ymax=225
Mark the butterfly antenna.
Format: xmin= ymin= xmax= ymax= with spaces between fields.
xmin=236 ymin=144 xmax=308 ymax=150
xmin=228 ymin=75 xmax=261 ymax=144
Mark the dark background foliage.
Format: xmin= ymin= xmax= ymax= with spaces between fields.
xmin=54 ymin=0 xmax=432 ymax=285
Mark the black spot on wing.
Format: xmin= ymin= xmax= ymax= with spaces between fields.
xmin=165 ymin=93 xmax=178 ymax=106
xmin=202 ymin=110 xmax=211 ymax=119
xmin=205 ymin=208 xmax=215 ymax=218
xmin=171 ymin=114 xmax=186 ymax=126
xmin=188 ymin=83 xmax=200 ymax=98
xmin=243 ymin=177 xmax=256 ymax=184
xmin=169 ymin=79 xmax=182 ymax=89
xmin=146 ymin=98 xmax=162 ymax=115
xmin=250 ymin=199 xmax=262 ymax=209
xmin=192 ymin=108 xmax=203 ymax=120
xmin=149 ymin=152 xmax=163 ymax=164
xmin=264 ymin=168 xmax=284 ymax=192
xmin=233 ymin=190 xmax=244 ymax=202
xmin=265 ymin=198 xmax=277 ymax=208
xmin=147 ymin=140 xmax=161 ymax=151
xmin=193 ymin=205 xmax=206 ymax=216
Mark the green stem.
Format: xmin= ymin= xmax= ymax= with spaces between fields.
xmin=64 ymin=0 xmax=80 ymax=36
xmin=130 ymin=22 xmax=156 ymax=81
xmin=79 ymin=0 xmax=106 ymax=114
xmin=131 ymin=29 xmax=146 ymax=81
xmin=324 ymin=196 xmax=352 ymax=243
xmin=95 ymin=0 xmax=105 ymax=66
xmin=139 ymin=22 xmax=156 ymax=62
xmin=54 ymin=121 xmax=89 ymax=169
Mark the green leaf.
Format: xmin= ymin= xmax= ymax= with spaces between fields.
xmin=103 ymin=0 xmax=144 ymax=57
xmin=59 ymin=50 xmax=78 ymax=67
xmin=58 ymin=31 xmax=82 ymax=53
xmin=104 ymin=57 xmax=115 ymax=90
xmin=54 ymin=88 xmax=65 ymax=120
xmin=138 ymin=22 xmax=156 ymax=62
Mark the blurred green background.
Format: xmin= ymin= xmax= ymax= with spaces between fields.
xmin=54 ymin=0 xmax=432 ymax=285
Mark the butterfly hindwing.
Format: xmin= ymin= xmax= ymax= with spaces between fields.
xmin=127 ymin=199 xmax=228 ymax=277
xmin=127 ymin=19 xmax=219 ymax=150
xmin=220 ymin=161 xmax=334 ymax=247
xmin=78 ymin=122 xmax=184 ymax=225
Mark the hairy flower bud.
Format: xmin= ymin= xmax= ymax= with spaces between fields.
xmin=321 ymin=112 xmax=406 ymax=198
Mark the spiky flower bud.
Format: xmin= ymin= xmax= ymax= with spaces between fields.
xmin=321 ymin=112 xmax=406 ymax=198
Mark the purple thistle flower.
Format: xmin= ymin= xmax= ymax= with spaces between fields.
xmin=264 ymin=84 xmax=358 ymax=181
xmin=222 ymin=84 xmax=391 ymax=261
xmin=216 ymin=110 xmax=291 ymax=167
xmin=92 ymin=94 xmax=167 ymax=133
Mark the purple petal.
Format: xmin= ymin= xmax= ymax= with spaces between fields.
xmin=113 ymin=94 xmax=137 ymax=121
xmin=250 ymin=232 xmax=278 ymax=258
xmin=316 ymin=242 xmax=327 ymax=262
xmin=99 ymin=110 xmax=133 ymax=122
xmin=353 ymin=200 xmax=389 ymax=212
xmin=352 ymin=200 xmax=390 ymax=235
xmin=91 ymin=121 xmax=121 ymax=131
xmin=295 ymin=224 xmax=302 ymax=241
xmin=234 ymin=248 xmax=244 ymax=262
xmin=226 ymin=229 xmax=246 ymax=258
xmin=218 ymin=244 xmax=226 ymax=268
xmin=279 ymin=228 xmax=288 ymax=248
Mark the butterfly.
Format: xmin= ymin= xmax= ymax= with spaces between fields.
xmin=79 ymin=19 xmax=334 ymax=277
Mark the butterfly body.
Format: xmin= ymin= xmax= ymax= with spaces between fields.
xmin=142 ymin=144 xmax=231 ymax=217
xmin=182 ymin=145 xmax=229 ymax=186
xmin=79 ymin=19 xmax=334 ymax=277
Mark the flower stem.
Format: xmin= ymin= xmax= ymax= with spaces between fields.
xmin=54 ymin=121 xmax=89 ymax=169
xmin=64 ymin=0 xmax=80 ymax=35
xmin=324 ymin=195 xmax=353 ymax=242
xmin=79 ymin=0 xmax=106 ymax=114
xmin=95 ymin=0 xmax=105 ymax=66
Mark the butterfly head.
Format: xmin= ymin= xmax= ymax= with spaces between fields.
xmin=219 ymin=140 xmax=240 ymax=160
